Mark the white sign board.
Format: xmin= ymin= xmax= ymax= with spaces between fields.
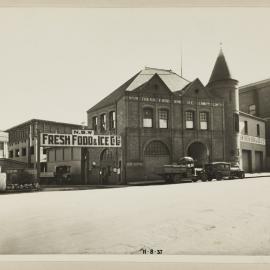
xmin=40 ymin=133 xmax=121 ymax=147
xmin=72 ymin=129 xmax=94 ymax=135
xmin=240 ymin=134 xmax=266 ymax=145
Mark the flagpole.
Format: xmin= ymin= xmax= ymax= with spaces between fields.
xmin=180 ymin=43 xmax=183 ymax=77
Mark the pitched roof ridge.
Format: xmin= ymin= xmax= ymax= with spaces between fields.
xmin=144 ymin=67 xmax=190 ymax=82
xmin=144 ymin=66 xmax=172 ymax=72
xmin=87 ymin=71 xmax=140 ymax=112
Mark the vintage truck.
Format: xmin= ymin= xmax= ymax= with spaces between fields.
xmin=156 ymin=158 xmax=245 ymax=183
xmin=155 ymin=157 xmax=201 ymax=183
xmin=40 ymin=165 xmax=72 ymax=185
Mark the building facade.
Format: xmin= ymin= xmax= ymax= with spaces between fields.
xmin=239 ymin=79 xmax=270 ymax=170
xmin=239 ymin=112 xmax=266 ymax=172
xmin=86 ymin=50 xmax=244 ymax=184
xmin=6 ymin=119 xmax=82 ymax=172
xmin=0 ymin=131 xmax=8 ymax=159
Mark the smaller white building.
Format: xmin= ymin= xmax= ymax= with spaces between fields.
xmin=0 ymin=131 xmax=8 ymax=159
xmin=239 ymin=112 xmax=266 ymax=172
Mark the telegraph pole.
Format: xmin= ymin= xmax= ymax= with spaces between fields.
xmin=37 ymin=129 xmax=41 ymax=183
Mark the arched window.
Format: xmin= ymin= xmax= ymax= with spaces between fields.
xmin=159 ymin=109 xmax=169 ymax=129
xmin=185 ymin=111 xmax=195 ymax=129
xmin=100 ymin=149 xmax=113 ymax=161
xmin=144 ymin=141 xmax=169 ymax=156
xmin=143 ymin=108 xmax=154 ymax=128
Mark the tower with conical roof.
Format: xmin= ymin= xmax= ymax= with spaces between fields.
xmin=207 ymin=49 xmax=240 ymax=163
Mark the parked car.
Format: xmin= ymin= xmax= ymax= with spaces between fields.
xmin=230 ymin=163 xmax=245 ymax=179
xmin=200 ymin=162 xmax=231 ymax=181
xmin=199 ymin=162 xmax=245 ymax=181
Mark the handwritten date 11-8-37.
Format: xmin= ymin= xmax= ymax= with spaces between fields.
xmin=141 ymin=249 xmax=163 ymax=254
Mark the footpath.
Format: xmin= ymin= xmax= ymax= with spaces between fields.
xmin=245 ymin=172 xmax=270 ymax=178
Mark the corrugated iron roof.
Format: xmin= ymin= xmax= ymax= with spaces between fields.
xmin=87 ymin=67 xmax=191 ymax=112
xmin=126 ymin=67 xmax=190 ymax=92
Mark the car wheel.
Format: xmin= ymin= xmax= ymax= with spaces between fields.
xmin=66 ymin=175 xmax=71 ymax=183
xmin=172 ymin=174 xmax=178 ymax=183
xmin=192 ymin=176 xmax=199 ymax=182
xmin=200 ymin=172 xmax=208 ymax=182
xmin=240 ymin=172 xmax=245 ymax=179
xmin=216 ymin=172 xmax=223 ymax=181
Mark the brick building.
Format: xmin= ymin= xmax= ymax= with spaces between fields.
xmin=239 ymin=79 xmax=270 ymax=170
xmin=6 ymin=119 xmax=81 ymax=172
xmin=87 ymin=50 xmax=243 ymax=184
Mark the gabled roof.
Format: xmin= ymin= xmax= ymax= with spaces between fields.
xmin=174 ymin=78 xmax=214 ymax=98
xmin=126 ymin=67 xmax=190 ymax=92
xmin=208 ymin=49 xmax=234 ymax=85
xmin=87 ymin=67 xmax=190 ymax=112
xmin=130 ymin=73 xmax=175 ymax=96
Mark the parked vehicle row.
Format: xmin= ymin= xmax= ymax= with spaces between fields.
xmin=156 ymin=157 xmax=245 ymax=183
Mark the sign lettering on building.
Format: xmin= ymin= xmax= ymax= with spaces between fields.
xmin=240 ymin=134 xmax=266 ymax=145
xmin=128 ymin=95 xmax=223 ymax=106
xmin=72 ymin=129 xmax=94 ymax=135
xmin=40 ymin=133 xmax=121 ymax=147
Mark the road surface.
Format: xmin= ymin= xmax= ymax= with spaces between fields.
xmin=0 ymin=177 xmax=270 ymax=255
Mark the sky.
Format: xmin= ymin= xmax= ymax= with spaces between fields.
xmin=1 ymin=8 xmax=270 ymax=130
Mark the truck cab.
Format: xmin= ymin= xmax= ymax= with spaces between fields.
xmin=54 ymin=165 xmax=72 ymax=184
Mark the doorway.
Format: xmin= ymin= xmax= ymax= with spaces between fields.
xmin=187 ymin=142 xmax=209 ymax=167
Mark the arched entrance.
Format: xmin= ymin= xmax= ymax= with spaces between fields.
xmin=143 ymin=140 xmax=170 ymax=180
xmin=187 ymin=142 xmax=209 ymax=167
xmin=100 ymin=149 xmax=117 ymax=184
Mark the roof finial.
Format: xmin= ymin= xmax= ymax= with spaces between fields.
xmin=219 ymin=42 xmax=223 ymax=53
